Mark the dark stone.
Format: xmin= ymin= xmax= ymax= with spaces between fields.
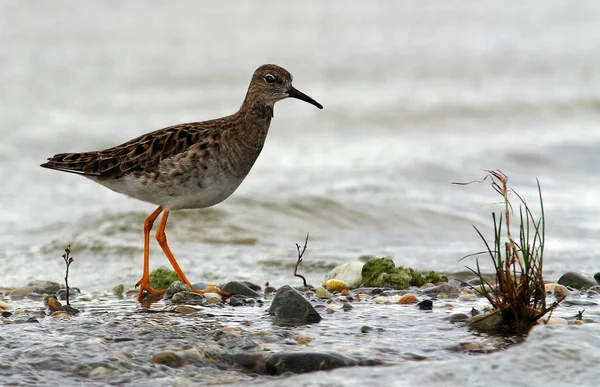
xmin=557 ymin=272 xmax=598 ymax=290
xmin=56 ymin=287 xmax=81 ymax=301
xmin=2 ymin=311 xmax=12 ymax=318
xmin=360 ymin=325 xmax=372 ymax=333
xmin=421 ymin=283 xmax=460 ymax=296
xmin=417 ymin=299 xmax=433 ymax=310
xmin=268 ymin=285 xmax=321 ymax=324
xmin=371 ymin=288 xmax=384 ymax=295
xmin=466 ymin=278 xmax=483 ymax=286
xmin=594 ymin=272 xmax=600 ymax=285
xmin=164 ymin=281 xmax=192 ymax=300
xmin=221 ymin=281 xmax=261 ymax=298
xmin=265 ymin=351 xmax=359 ymax=375
xmin=171 ymin=291 xmax=205 ymax=305
xmin=342 ymin=303 xmax=353 ymax=312
xmin=241 ymin=281 xmax=262 ymax=291
xmin=61 ymin=305 xmax=80 ymax=315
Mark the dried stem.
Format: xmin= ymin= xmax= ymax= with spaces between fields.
xmin=294 ymin=233 xmax=309 ymax=288
xmin=62 ymin=245 xmax=74 ymax=306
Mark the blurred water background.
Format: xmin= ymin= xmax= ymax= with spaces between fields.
xmin=1 ymin=1 xmax=599 ymax=293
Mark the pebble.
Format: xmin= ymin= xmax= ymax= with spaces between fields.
xmin=458 ymin=294 xmax=478 ymax=302
xmin=325 ymin=279 xmax=349 ymax=292
xmin=51 ymin=311 xmax=71 ymax=319
xmin=171 ymin=291 xmax=205 ymax=305
xmin=315 ymin=286 xmax=332 ymax=299
xmin=420 ymin=283 xmax=434 ymax=289
xmin=449 ymin=313 xmax=470 ymax=323
xmin=421 ymin=283 xmax=460 ymax=297
xmin=268 ymin=285 xmax=322 ymax=324
xmin=152 ymin=351 xmax=185 ymax=368
xmin=204 ymin=293 xmax=223 ymax=304
xmin=47 ymin=297 xmax=63 ymax=312
xmin=399 ymin=293 xmax=418 ymax=304
xmin=553 ymin=284 xmax=569 ymax=299
xmin=417 ymin=299 xmax=433 ymax=310
xmin=543 ymin=317 xmax=568 ymax=326
xmin=0 ymin=301 xmax=10 ymax=310
xmin=323 ymin=262 xmax=364 ymax=287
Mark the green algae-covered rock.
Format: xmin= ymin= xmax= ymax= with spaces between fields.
xmin=361 ymin=258 xmax=446 ymax=290
xmin=423 ymin=271 xmax=448 ymax=284
xmin=149 ymin=267 xmax=179 ymax=290
xmin=361 ymin=258 xmax=396 ymax=286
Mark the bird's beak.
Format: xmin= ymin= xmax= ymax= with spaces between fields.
xmin=288 ymin=86 xmax=323 ymax=109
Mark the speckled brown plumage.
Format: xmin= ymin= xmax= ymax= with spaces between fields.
xmin=41 ymin=64 xmax=322 ymax=304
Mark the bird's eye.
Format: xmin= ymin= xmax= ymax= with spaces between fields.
xmin=264 ymin=74 xmax=275 ymax=84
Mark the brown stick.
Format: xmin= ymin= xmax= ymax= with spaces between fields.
xmin=294 ymin=233 xmax=309 ymax=288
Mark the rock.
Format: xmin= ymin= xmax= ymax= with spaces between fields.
xmin=47 ymin=297 xmax=63 ymax=312
xmin=268 ymin=285 xmax=321 ymax=324
xmin=112 ymin=284 xmax=125 ymax=298
xmin=315 ymin=286 xmax=332 ymax=299
xmin=553 ymin=284 xmax=569 ymax=299
xmin=361 ymin=258 xmax=423 ymax=289
xmin=543 ymin=317 xmax=568 ymax=326
xmin=458 ymin=294 xmax=478 ymax=302
xmin=449 ymin=313 xmax=470 ymax=323
xmin=399 ymin=293 xmax=418 ymax=304
xmin=51 ymin=311 xmax=71 ymax=319
xmin=62 ymin=305 xmax=80 ymax=315
xmin=421 ymin=283 xmax=460 ymax=297
xmin=557 ymin=272 xmax=597 ymax=290
xmin=241 ymin=281 xmax=262 ymax=291
xmin=28 ymin=280 xmax=61 ymax=294
xmin=420 ymin=282 xmax=434 ymax=289
xmin=264 ymin=351 xmax=359 ymax=375
xmin=0 ymin=301 xmax=10 ymax=310
xmin=325 ymin=279 xmax=349 ymax=292
xmin=164 ymin=281 xmax=192 ymax=300
xmin=171 ymin=291 xmax=205 ymax=305
xmin=204 ymin=293 xmax=223 ymax=304
xmin=55 ymin=287 xmax=81 ymax=301
xmin=423 ymin=271 xmax=448 ymax=284
xmin=220 ymin=281 xmax=261 ymax=298
xmin=470 ymin=311 xmax=504 ymax=332
xmin=10 ymin=280 xmax=61 ymax=299
xmin=149 ymin=267 xmax=179 ymax=290
xmin=342 ymin=303 xmax=353 ymax=311
xmin=417 ymin=299 xmax=433 ymax=310
xmin=152 ymin=351 xmax=185 ymax=368
xmin=466 ymin=278 xmax=483 ymax=286
xmin=323 ymin=262 xmax=364 ymax=287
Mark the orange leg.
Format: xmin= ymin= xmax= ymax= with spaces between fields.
xmin=136 ymin=206 xmax=167 ymax=301
xmin=155 ymin=210 xmax=230 ymax=297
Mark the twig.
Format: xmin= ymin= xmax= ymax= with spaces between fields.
xmin=62 ymin=245 xmax=74 ymax=306
xmin=294 ymin=233 xmax=309 ymax=288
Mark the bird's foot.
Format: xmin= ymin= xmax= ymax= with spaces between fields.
xmin=135 ymin=277 xmax=167 ymax=304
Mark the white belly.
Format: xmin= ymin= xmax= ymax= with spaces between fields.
xmin=92 ymin=164 xmax=246 ymax=211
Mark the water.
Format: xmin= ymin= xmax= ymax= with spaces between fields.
xmin=1 ymin=0 xmax=600 ymax=385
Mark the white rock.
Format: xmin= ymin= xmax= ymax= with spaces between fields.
xmin=323 ymin=262 xmax=364 ymax=287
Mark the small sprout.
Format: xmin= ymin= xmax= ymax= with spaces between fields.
xmin=294 ymin=233 xmax=309 ymax=288
xmin=576 ymin=309 xmax=585 ymax=321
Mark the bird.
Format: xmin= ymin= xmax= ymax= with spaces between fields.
xmin=41 ymin=64 xmax=323 ymax=303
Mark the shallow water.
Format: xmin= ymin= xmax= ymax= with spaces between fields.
xmin=1 ymin=0 xmax=600 ymax=385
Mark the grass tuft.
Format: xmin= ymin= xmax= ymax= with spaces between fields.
xmin=457 ymin=170 xmax=560 ymax=335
